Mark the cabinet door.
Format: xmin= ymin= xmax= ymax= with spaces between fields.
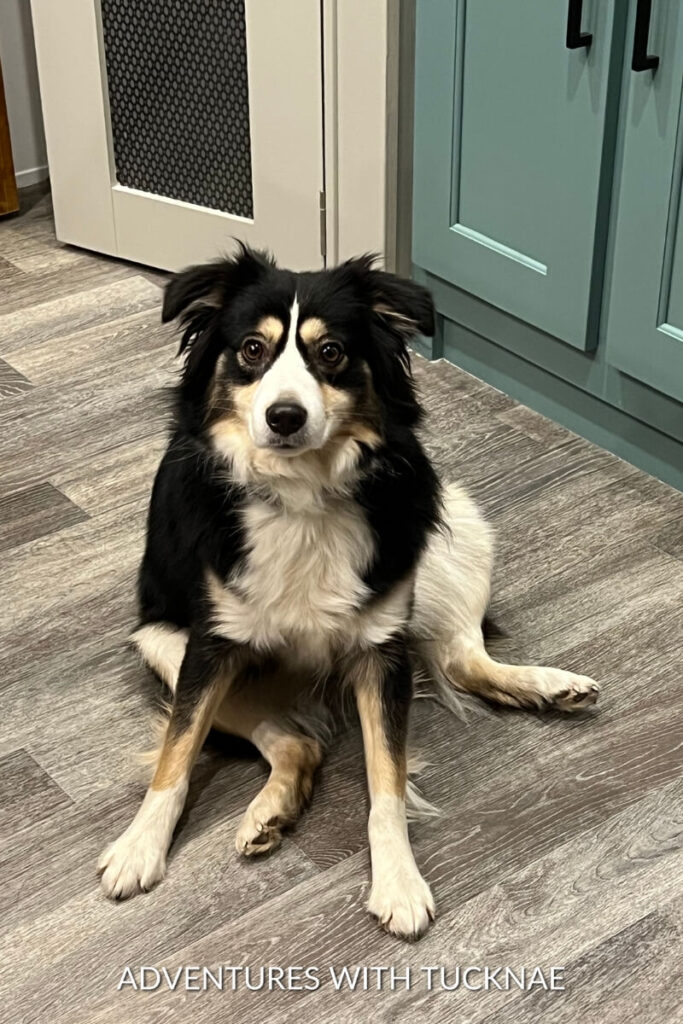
xmin=413 ymin=0 xmax=617 ymax=351
xmin=31 ymin=0 xmax=323 ymax=272
xmin=605 ymin=2 xmax=683 ymax=403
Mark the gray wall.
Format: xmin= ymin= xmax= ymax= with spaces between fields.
xmin=0 ymin=0 xmax=47 ymax=186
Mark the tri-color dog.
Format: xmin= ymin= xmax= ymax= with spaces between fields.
xmin=97 ymin=246 xmax=600 ymax=939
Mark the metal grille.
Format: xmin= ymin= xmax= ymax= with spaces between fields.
xmin=100 ymin=0 xmax=254 ymax=217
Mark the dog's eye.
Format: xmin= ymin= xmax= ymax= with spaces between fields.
xmin=241 ymin=337 xmax=266 ymax=363
xmin=319 ymin=341 xmax=344 ymax=367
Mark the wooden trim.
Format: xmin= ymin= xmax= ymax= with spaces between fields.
xmin=0 ymin=57 xmax=19 ymax=216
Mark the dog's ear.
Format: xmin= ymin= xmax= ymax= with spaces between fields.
xmin=341 ymin=257 xmax=435 ymax=426
xmin=162 ymin=264 xmax=227 ymax=325
xmin=368 ymin=269 xmax=435 ymax=340
xmin=162 ymin=244 xmax=274 ymax=355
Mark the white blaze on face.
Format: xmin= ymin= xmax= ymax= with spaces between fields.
xmin=249 ymin=295 xmax=327 ymax=451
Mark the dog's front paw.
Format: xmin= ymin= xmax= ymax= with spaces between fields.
xmin=368 ymin=869 xmax=435 ymax=940
xmin=97 ymin=830 xmax=167 ymax=900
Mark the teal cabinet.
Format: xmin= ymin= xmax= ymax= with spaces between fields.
xmin=605 ymin=2 xmax=683 ymax=402
xmin=412 ymin=0 xmax=683 ymax=489
xmin=413 ymin=0 xmax=617 ymax=351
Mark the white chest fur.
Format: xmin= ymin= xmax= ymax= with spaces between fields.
xmin=209 ymin=495 xmax=389 ymax=666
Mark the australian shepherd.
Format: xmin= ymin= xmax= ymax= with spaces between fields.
xmin=97 ymin=246 xmax=600 ymax=939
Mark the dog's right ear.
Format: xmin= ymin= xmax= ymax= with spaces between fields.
xmin=162 ymin=244 xmax=275 ymax=354
xmin=161 ymin=263 xmax=228 ymax=325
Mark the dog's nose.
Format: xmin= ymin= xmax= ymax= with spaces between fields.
xmin=266 ymin=402 xmax=308 ymax=437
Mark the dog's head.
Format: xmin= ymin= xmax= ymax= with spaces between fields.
xmin=163 ymin=245 xmax=434 ymax=470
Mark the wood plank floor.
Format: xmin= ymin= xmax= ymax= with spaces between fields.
xmin=1 ymin=183 xmax=682 ymax=1024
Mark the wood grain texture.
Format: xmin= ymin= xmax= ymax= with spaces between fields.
xmin=0 ymin=506 xmax=145 ymax=697
xmin=479 ymin=902 xmax=683 ymax=1024
xmin=83 ymin=778 xmax=683 ymax=1024
xmin=0 ymin=275 xmax=162 ymax=355
xmin=0 ymin=188 xmax=682 ymax=1022
xmin=0 ymin=481 xmax=89 ymax=553
xmin=0 ymin=254 xmax=26 ymax=282
xmin=0 ymin=749 xmax=73 ymax=838
xmin=0 ymin=347 xmax=170 ymax=495
xmin=0 ymin=745 xmax=73 ymax=839
xmin=8 ymin=308 xmax=177 ymax=386
xmin=0 ymin=358 xmax=33 ymax=399
xmin=654 ymin=515 xmax=683 ymax=562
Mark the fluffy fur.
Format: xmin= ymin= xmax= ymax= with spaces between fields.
xmin=98 ymin=247 xmax=600 ymax=939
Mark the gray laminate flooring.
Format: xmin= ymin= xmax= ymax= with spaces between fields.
xmin=1 ymin=184 xmax=682 ymax=1024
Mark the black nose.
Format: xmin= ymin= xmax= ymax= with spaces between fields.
xmin=265 ymin=402 xmax=308 ymax=437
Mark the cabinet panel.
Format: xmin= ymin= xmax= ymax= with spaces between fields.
xmin=606 ymin=2 xmax=683 ymax=402
xmin=413 ymin=0 xmax=617 ymax=351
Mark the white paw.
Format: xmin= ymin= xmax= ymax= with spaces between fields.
xmin=368 ymin=869 xmax=435 ymax=940
xmin=97 ymin=830 xmax=167 ymax=900
xmin=538 ymin=669 xmax=601 ymax=712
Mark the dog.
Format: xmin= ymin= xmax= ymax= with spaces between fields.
xmin=97 ymin=246 xmax=600 ymax=939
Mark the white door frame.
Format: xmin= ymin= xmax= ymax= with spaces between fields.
xmin=322 ymin=0 xmax=390 ymax=267
xmin=31 ymin=0 xmax=393 ymax=270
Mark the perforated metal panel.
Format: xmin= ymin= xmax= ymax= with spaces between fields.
xmin=100 ymin=0 xmax=254 ymax=217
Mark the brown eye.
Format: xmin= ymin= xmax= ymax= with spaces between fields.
xmin=241 ymin=337 xmax=265 ymax=363
xmin=320 ymin=341 xmax=344 ymax=367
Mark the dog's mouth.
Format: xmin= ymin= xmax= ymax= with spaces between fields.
xmin=261 ymin=435 xmax=311 ymax=456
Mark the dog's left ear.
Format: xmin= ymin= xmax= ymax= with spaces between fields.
xmin=342 ymin=257 xmax=435 ymax=426
xmin=368 ymin=269 xmax=435 ymax=340
xmin=339 ymin=254 xmax=435 ymax=340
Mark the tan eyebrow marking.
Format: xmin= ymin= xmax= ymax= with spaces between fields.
xmin=299 ymin=317 xmax=329 ymax=344
xmin=254 ymin=316 xmax=284 ymax=344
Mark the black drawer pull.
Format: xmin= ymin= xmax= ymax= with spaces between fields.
xmin=632 ymin=0 xmax=659 ymax=71
xmin=566 ymin=0 xmax=592 ymax=50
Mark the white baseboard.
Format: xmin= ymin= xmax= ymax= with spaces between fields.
xmin=16 ymin=165 xmax=50 ymax=189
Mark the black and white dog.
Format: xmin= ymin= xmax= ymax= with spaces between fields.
xmin=98 ymin=246 xmax=600 ymax=939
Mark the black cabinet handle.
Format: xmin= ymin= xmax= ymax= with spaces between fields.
xmin=632 ymin=0 xmax=659 ymax=71
xmin=566 ymin=0 xmax=592 ymax=50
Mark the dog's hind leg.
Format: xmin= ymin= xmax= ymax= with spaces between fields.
xmin=413 ymin=483 xmax=600 ymax=713
xmin=436 ymin=630 xmax=601 ymax=712
xmin=131 ymin=623 xmax=323 ymax=856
